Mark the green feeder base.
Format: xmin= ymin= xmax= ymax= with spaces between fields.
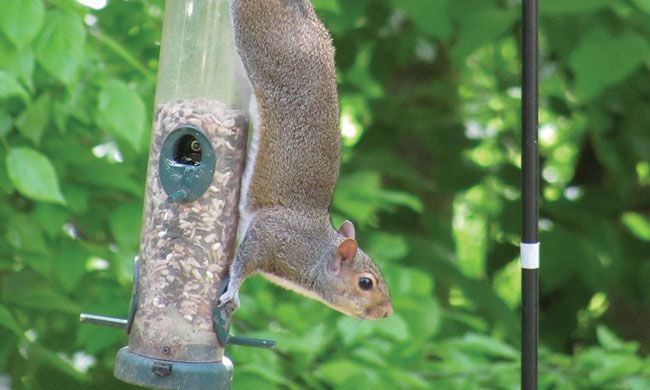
xmin=114 ymin=347 xmax=233 ymax=390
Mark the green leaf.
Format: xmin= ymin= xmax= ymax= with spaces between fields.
xmin=621 ymin=377 xmax=650 ymax=390
xmin=367 ymin=233 xmax=408 ymax=263
xmin=54 ymin=243 xmax=89 ymax=291
xmin=396 ymin=295 xmax=441 ymax=342
xmin=351 ymin=347 xmax=388 ymax=368
xmin=97 ymin=80 xmax=146 ymax=151
xmin=27 ymin=342 xmax=89 ymax=382
xmin=632 ymin=0 xmax=650 ymax=13
xmin=0 ymin=0 xmax=45 ymax=48
xmin=6 ymin=147 xmax=66 ymax=204
xmin=386 ymin=369 xmax=431 ymax=389
xmin=569 ymin=29 xmax=650 ymax=100
xmin=452 ymin=333 xmax=519 ymax=360
xmin=453 ymin=194 xmax=487 ymax=278
xmin=34 ymin=9 xmax=86 ymax=84
xmin=235 ymin=365 xmax=290 ymax=387
xmin=2 ymin=271 xmax=80 ymax=314
xmin=376 ymin=313 xmax=409 ymax=342
xmin=393 ymin=266 xmax=434 ymax=298
xmin=0 ymin=156 xmax=12 ymax=194
xmin=281 ymin=323 xmax=330 ymax=358
xmin=34 ymin=203 xmax=68 ymax=237
xmin=313 ymin=0 xmax=341 ymax=14
xmin=5 ymin=214 xmax=49 ymax=256
xmin=0 ymin=304 xmax=23 ymax=336
xmin=317 ymin=359 xmax=368 ymax=384
xmin=336 ymin=316 xmax=376 ymax=346
xmin=450 ymin=1 xmax=515 ymax=61
xmin=0 ymin=35 xmax=35 ymax=89
xmin=493 ymin=260 xmax=521 ymax=309
xmin=393 ymin=0 xmax=452 ymax=40
xmin=50 ymin=100 xmax=68 ymax=133
xmin=71 ymin=157 xmax=142 ymax=196
xmin=109 ymin=203 xmax=143 ymax=250
xmin=0 ymin=110 xmax=12 ymax=137
xmin=334 ymin=171 xmax=383 ymax=224
xmin=316 ymin=0 xmax=368 ymax=33
xmin=596 ymin=326 xmax=638 ymax=352
xmin=16 ymin=94 xmax=50 ymax=145
xmin=62 ymin=185 xmax=89 ymax=215
xmin=375 ymin=189 xmax=424 ymax=213
xmin=589 ymin=354 xmax=643 ymax=384
xmin=334 ymin=171 xmax=423 ymax=225
xmin=621 ymin=212 xmax=650 ymax=241
xmin=0 ymin=70 xmax=28 ymax=102
xmin=541 ymin=0 xmax=610 ymax=15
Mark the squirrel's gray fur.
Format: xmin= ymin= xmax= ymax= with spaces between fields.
xmin=219 ymin=0 xmax=393 ymax=319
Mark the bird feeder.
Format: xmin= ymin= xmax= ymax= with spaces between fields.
xmin=80 ymin=1 xmax=274 ymax=388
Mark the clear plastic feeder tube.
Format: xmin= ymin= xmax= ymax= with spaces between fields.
xmin=126 ymin=0 xmax=248 ymax=365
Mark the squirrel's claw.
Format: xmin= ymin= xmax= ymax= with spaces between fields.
xmin=218 ymin=289 xmax=240 ymax=312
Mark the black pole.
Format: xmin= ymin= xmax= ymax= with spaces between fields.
xmin=521 ymin=0 xmax=539 ymax=389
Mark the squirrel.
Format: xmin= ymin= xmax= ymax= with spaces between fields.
xmin=218 ymin=0 xmax=393 ymax=320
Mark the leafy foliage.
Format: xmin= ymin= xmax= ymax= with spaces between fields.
xmin=1 ymin=0 xmax=649 ymax=389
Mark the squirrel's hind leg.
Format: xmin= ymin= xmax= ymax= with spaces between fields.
xmin=217 ymin=219 xmax=271 ymax=310
xmin=217 ymin=260 xmax=245 ymax=310
xmin=217 ymin=286 xmax=240 ymax=312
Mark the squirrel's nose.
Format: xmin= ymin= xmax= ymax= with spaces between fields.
xmin=383 ymin=303 xmax=394 ymax=318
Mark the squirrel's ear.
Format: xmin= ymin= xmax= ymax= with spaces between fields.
xmin=330 ymin=238 xmax=358 ymax=274
xmin=337 ymin=220 xmax=356 ymax=239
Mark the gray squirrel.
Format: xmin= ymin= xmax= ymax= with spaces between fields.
xmin=218 ymin=0 xmax=393 ymax=319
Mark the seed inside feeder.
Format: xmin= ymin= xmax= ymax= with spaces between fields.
xmin=128 ymin=99 xmax=247 ymax=362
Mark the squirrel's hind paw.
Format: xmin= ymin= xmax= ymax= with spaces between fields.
xmin=217 ymin=289 xmax=240 ymax=311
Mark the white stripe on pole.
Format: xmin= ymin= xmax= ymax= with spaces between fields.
xmin=520 ymin=242 xmax=540 ymax=269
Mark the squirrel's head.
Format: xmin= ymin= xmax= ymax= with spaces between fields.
xmin=322 ymin=221 xmax=393 ymax=320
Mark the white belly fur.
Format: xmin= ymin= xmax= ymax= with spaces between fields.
xmin=237 ymin=95 xmax=261 ymax=243
xmin=260 ymin=272 xmax=323 ymax=302
xmin=259 ymin=272 xmax=354 ymax=316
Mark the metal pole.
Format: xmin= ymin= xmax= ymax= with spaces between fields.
xmin=521 ymin=0 xmax=539 ymax=389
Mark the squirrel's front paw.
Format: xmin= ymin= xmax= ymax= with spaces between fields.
xmin=218 ymin=288 xmax=240 ymax=311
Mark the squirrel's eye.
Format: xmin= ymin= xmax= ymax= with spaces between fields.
xmin=358 ymin=277 xmax=373 ymax=291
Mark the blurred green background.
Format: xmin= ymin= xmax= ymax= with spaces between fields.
xmin=1 ymin=0 xmax=650 ymax=388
